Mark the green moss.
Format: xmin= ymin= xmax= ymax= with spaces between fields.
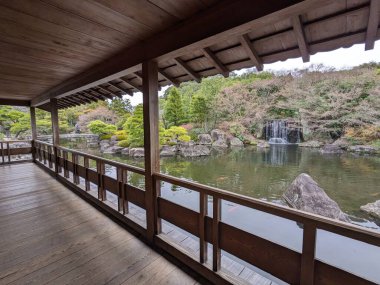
xmin=117 ymin=140 xmax=130 ymax=147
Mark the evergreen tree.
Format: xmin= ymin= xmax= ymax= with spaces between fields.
xmin=123 ymin=104 xmax=145 ymax=147
xmin=163 ymin=87 xmax=185 ymax=127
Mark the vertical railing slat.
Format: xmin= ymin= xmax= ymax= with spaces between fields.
xmin=300 ymin=222 xmax=316 ymax=285
xmin=63 ymin=151 xmax=69 ymax=178
xmin=212 ymin=196 xmax=221 ymax=272
xmin=7 ymin=142 xmax=10 ymax=163
xmin=199 ymin=192 xmax=208 ymax=264
xmin=84 ymin=157 xmax=90 ymax=191
xmin=1 ymin=142 xmax=4 ymax=164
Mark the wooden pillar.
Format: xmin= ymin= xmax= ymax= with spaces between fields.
xmin=30 ymin=107 xmax=37 ymax=161
xmin=50 ymin=98 xmax=60 ymax=174
xmin=142 ymin=60 xmax=161 ymax=242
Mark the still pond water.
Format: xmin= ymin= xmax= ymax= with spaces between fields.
xmin=63 ymin=140 xmax=380 ymax=283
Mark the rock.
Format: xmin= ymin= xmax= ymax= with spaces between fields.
xmin=129 ymin=148 xmax=145 ymax=158
xmin=100 ymin=142 xmax=110 ymax=152
xmin=283 ymin=173 xmax=349 ymax=222
xmin=320 ymin=144 xmax=344 ymax=154
xmin=212 ymin=139 xmax=228 ymax=148
xmin=211 ymin=129 xmax=226 ymax=141
xmin=257 ymin=140 xmax=270 ymax=148
xmin=160 ymin=145 xmax=177 ymax=157
xmin=360 ymin=200 xmax=380 ymax=219
xmin=198 ymin=134 xmax=212 ymax=145
xmin=298 ymin=140 xmax=323 ymax=148
xmin=87 ymin=142 xmax=98 ymax=148
xmin=99 ymin=140 xmax=110 ymax=146
xmin=348 ymin=145 xmax=378 ymax=154
xmin=332 ymin=138 xmax=350 ymax=149
xmin=179 ymin=145 xmax=211 ymax=157
xmin=103 ymin=146 xmax=123 ymax=154
xmin=228 ymin=137 xmax=244 ymax=147
xmin=121 ymin=148 xmax=130 ymax=155
xmin=110 ymin=135 xmax=118 ymax=145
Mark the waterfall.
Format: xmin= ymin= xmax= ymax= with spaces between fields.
xmin=266 ymin=120 xmax=289 ymax=144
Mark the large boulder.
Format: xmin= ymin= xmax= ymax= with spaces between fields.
xmin=179 ymin=145 xmax=211 ymax=157
xmin=320 ymin=144 xmax=344 ymax=154
xmin=160 ymin=145 xmax=177 ymax=157
xmin=228 ymin=137 xmax=244 ymax=147
xmin=360 ymin=200 xmax=380 ymax=219
xmin=257 ymin=140 xmax=270 ymax=148
xmin=129 ymin=148 xmax=145 ymax=158
xmin=211 ymin=129 xmax=228 ymax=148
xmin=283 ymin=173 xmax=349 ymax=222
xmin=121 ymin=148 xmax=130 ymax=155
xmin=198 ymin=134 xmax=212 ymax=145
xmin=332 ymin=138 xmax=350 ymax=149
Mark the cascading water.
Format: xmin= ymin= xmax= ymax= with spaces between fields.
xmin=265 ymin=120 xmax=301 ymax=144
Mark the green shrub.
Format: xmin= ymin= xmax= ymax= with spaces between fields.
xmin=114 ymin=130 xmax=127 ymax=141
xmin=117 ymin=140 xmax=130 ymax=147
xmin=162 ymin=126 xmax=190 ymax=144
xmin=88 ymin=120 xmax=116 ymax=135
xmin=100 ymin=134 xmax=112 ymax=140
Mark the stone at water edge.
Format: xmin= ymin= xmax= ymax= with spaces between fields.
xmin=319 ymin=144 xmax=344 ymax=154
xmin=160 ymin=145 xmax=177 ymax=157
xmin=103 ymin=146 xmax=124 ymax=154
xmin=129 ymin=148 xmax=145 ymax=158
xmin=360 ymin=200 xmax=380 ymax=219
xmin=210 ymin=129 xmax=228 ymax=148
xmin=228 ymin=137 xmax=244 ymax=147
xmin=283 ymin=173 xmax=350 ymax=222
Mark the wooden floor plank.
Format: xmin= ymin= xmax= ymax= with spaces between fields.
xmin=0 ymin=163 xmax=197 ymax=285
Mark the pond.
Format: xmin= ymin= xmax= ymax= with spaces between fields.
xmin=61 ymin=140 xmax=380 ymax=283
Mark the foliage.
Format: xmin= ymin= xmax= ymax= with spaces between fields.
xmin=87 ymin=120 xmax=116 ymax=135
xmin=114 ymin=130 xmax=128 ymax=141
xmin=108 ymin=98 xmax=132 ymax=117
xmin=163 ymin=87 xmax=185 ymax=127
xmin=77 ymin=106 xmax=117 ymax=132
xmin=117 ymin=140 xmax=130 ymax=147
xmin=162 ymin=126 xmax=191 ymax=144
xmin=345 ymin=125 xmax=380 ymax=143
xmin=123 ymin=104 xmax=145 ymax=147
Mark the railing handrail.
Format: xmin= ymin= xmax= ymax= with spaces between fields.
xmin=0 ymin=140 xmax=32 ymax=143
xmin=154 ymin=172 xmax=380 ymax=247
xmin=34 ymin=140 xmax=145 ymax=175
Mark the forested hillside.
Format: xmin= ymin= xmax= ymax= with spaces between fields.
xmin=1 ymin=63 xmax=379 ymax=147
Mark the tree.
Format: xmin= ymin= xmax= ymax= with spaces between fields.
xmin=190 ymin=94 xmax=212 ymax=130
xmin=87 ymin=120 xmax=116 ymax=135
xmin=163 ymin=87 xmax=185 ymax=127
xmin=108 ymin=97 xmax=132 ymax=117
xmin=77 ymin=106 xmax=117 ymax=132
xmin=162 ymin=126 xmax=191 ymax=144
xmin=123 ymin=104 xmax=145 ymax=147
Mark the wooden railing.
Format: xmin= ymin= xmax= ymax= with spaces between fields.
xmin=33 ymin=140 xmax=380 ymax=285
xmin=0 ymin=140 xmax=33 ymax=165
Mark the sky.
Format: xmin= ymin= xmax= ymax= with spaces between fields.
xmin=128 ymin=42 xmax=380 ymax=106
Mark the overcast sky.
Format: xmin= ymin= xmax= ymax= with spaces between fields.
xmin=128 ymin=42 xmax=380 ymax=106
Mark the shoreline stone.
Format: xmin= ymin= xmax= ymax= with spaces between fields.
xmin=360 ymin=200 xmax=380 ymax=219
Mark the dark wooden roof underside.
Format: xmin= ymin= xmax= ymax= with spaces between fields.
xmin=0 ymin=0 xmax=379 ymax=110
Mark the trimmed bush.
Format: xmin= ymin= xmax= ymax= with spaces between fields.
xmin=117 ymin=140 xmax=130 ymax=147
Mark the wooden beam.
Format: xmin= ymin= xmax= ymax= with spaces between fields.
xmin=60 ymin=97 xmax=80 ymax=107
xmin=158 ymin=69 xmax=180 ymax=87
xmin=365 ymin=0 xmax=380 ymax=50
xmin=292 ymin=15 xmax=310 ymax=62
xmin=0 ymin=99 xmax=30 ymax=106
xmin=79 ymin=91 xmax=100 ymax=102
xmin=239 ymin=34 xmax=263 ymax=71
xmin=32 ymin=0 xmax=309 ymax=106
xmin=174 ymin=57 xmax=201 ymax=82
xmin=133 ymin=72 xmax=143 ymax=80
xmin=64 ymin=96 xmax=84 ymax=106
xmin=202 ymin=47 xmax=229 ymax=77
xmin=50 ymin=98 xmax=59 ymax=146
xmin=76 ymin=92 xmax=98 ymax=103
xmin=119 ymin=78 xmax=143 ymax=92
xmin=82 ymin=90 xmax=106 ymax=101
xmin=142 ymin=60 xmax=161 ymax=243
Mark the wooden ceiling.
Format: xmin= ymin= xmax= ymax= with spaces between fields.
xmin=0 ymin=0 xmax=379 ymax=110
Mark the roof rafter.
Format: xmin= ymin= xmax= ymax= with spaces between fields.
xmin=365 ymin=0 xmax=380 ymax=50
xmin=107 ymin=81 xmax=133 ymax=96
xmin=239 ymin=34 xmax=263 ymax=71
xmin=89 ymin=88 xmax=113 ymax=100
xmin=202 ymin=47 xmax=229 ymax=77
xmin=61 ymin=97 xmax=82 ymax=106
xmin=292 ymin=15 xmax=310 ymax=62
xmin=158 ymin=69 xmax=180 ymax=87
xmin=82 ymin=90 xmax=105 ymax=101
xmin=119 ymin=78 xmax=143 ymax=92
xmin=174 ymin=57 xmax=201 ymax=82
xmin=79 ymin=91 xmax=99 ymax=102
xmin=96 ymin=86 xmax=120 ymax=98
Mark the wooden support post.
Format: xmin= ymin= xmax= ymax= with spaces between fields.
xmin=365 ymin=0 xmax=380 ymax=50
xmin=84 ymin=157 xmax=90 ymax=191
xmin=213 ymin=196 xmax=221 ymax=272
xmin=199 ymin=192 xmax=208 ymax=264
xmin=63 ymin=151 xmax=69 ymax=178
xmin=300 ymin=223 xmax=316 ymax=285
xmin=73 ymin=153 xmax=80 ymax=184
xmin=50 ymin=98 xmax=60 ymax=174
xmin=292 ymin=15 xmax=310 ymax=62
xmin=0 ymin=142 xmax=4 ymax=164
xmin=48 ymin=146 xmax=53 ymax=168
xmin=142 ymin=60 xmax=161 ymax=242
xmin=30 ymin=107 xmax=37 ymax=162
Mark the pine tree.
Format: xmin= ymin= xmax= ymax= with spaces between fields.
xmin=163 ymin=87 xmax=185 ymax=127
